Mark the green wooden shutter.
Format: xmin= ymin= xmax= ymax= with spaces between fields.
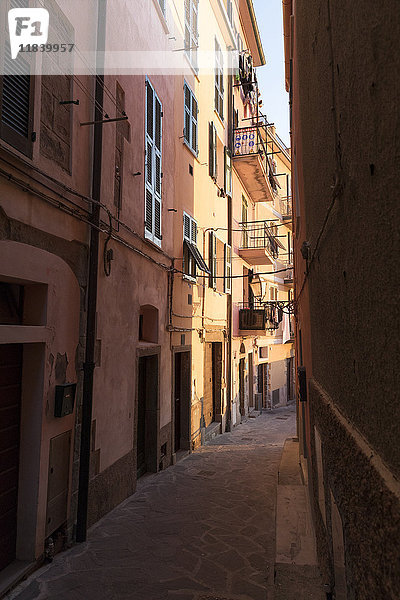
xmin=209 ymin=232 xmax=217 ymax=288
xmin=184 ymin=83 xmax=191 ymax=145
xmin=209 ymin=122 xmax=217 ymax=180
xmin=191 ymin=95 xmax=198 ymax=153
xmin=209 ymin=122 xmax=214 ymax=178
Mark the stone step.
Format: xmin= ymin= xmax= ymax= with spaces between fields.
xmin=249 ymin=408 xmax=261 ymax=418
xmin=204 ymin=421 xmax=221 ymax=443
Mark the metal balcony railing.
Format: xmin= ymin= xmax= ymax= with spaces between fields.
xmin=273 ymin=196 xmax=292 ymax=218
xmin=239 ymin=306 xmax=267 ymax=330
xmin=239 ymin=220 xmax=280 ymax=259
xmin=238 ymin=301 xmax=281 ymax=331
xmin=233 ymin=124 xmax=279 ymax=194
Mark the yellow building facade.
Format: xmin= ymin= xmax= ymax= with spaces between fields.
xmin=169 ymin=0 xmax=294 ymax=451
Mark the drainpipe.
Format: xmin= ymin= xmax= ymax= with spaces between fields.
xmin=76 ymin=0 xmax=107 ymax=543
xmin=226 ymin=72 xmax=233 ymax=432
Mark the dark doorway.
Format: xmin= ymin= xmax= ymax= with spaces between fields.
xmin=258 ymin=363 xmax=266 ymax=410
xmin=203 ymin=342 xmax=223 ymax=427
xmin=248 ymin=352 xmax=254 ymax=408
xmin=239 ymin=357 xmax=245 ymax=416
xmin=0 ymin=344 xmax=22 ymax=571
xmin=212 ymin=342 xmax=222 ymax=418
xmin=137 ymin=354 xmax=158 ymax=479
xmin=174 ymin=351 xmax=190 ymax=452
xmin=287 ymin=357 xmax=293 ymax=403
xmin=204 ymin=343 xmax=213 ymax=427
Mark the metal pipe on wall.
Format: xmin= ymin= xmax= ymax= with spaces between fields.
xmin=76 ymin=0 xmax=107 ymax=543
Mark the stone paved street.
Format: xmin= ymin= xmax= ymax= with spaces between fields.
xmin=8 ymin=406 xmax=297 ymax=600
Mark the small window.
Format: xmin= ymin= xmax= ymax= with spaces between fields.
xmin=215 ymin=39 xmax=224 ymax=119
xmin=184 ymin=82 xmax=198 ymax=155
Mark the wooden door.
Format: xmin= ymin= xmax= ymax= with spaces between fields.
xmin=174 ymin=353 xmax=181 ymax=452
xmin=239 ymin=358 xmax=245 ymax=416
xmin=248 ymin=352 xmax=254 ymax=408
xmin=212 ymin=343 xmax=222 ymax=417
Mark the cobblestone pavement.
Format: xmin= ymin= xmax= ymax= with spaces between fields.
xmin=9 ymin=405 xmax=296 ymax=600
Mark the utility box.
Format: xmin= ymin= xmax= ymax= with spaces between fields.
xmin=54 ymin=383 xmax=76 ymax=418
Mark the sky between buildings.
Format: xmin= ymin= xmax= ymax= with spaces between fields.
xmin=252 ymin=0 xmax=290 ymax=147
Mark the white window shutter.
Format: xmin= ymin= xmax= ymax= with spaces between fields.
xmin=145 ymin=82 xmax=154 ymax=235
xmin=145 ymin=79 xmax=162 ymax=246
xmin=154 ymin=95 xmax=162 ymax=241
xmin=183 ymin=213 xmax=191 ymax=240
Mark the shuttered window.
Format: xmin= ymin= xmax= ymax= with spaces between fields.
xmin=224 ymin=243 xmax=232 ymax=294
xmin=215 ymin=38 xmax=224 ymax=119
xmin=145 ymin=78 xmax=162 ymax=247
xmin=183 ymin=213 xmax=196 ymax=279
xmin=184 ymin=0 xmax=199 ymax=71
xmin=224 ymin=147 xmax=232 ymax=196
xmin=0 ymin=41 xmax=34 ymax=157
xmin=183 ymin=212 xmax=209 ymax=279
xmin=209 ymin=231 xmax=217 ymax=289
xmin=183 ymin=82 xmax=198 ymax=155
xmin=209 ymin=122 xmax=217 ymax=180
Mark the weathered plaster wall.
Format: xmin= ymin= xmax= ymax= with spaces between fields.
xmin=309 ymin=379 xmax=400 ymax=600
xmin=295 ymin=0 xmax=400 ymax=474
xmin=292 ymin=0 xmax=400 ymax=596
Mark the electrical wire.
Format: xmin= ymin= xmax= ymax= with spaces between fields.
xmin=0 ymin=167 xmax=173 ymax=273
xmin=173 ymin=266 xmax=291 ymax=279
xmin=199 ymin=221 xmax=292 ymax=232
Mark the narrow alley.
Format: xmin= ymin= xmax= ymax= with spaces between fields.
xmin=6 ymin=406 xmax=320 ymax=600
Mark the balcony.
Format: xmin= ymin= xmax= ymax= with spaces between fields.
xmin=238 ymin=221 xmax=282 ymax=266
xmin=272 ymin=195 xmax=293 ymax=229
xmin=238 ymin=301 xmax=281 ymax=333
xmin=283 ymin=260 xmax=294 ymax=284
xmin=239 ymin=306 xmax=267 ymax=331
xmin=233 ymin=125 xmax=279 ymax=203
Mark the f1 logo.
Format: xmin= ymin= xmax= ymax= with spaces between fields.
xmin=8 ymin=8 xmax=49 ymax=59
